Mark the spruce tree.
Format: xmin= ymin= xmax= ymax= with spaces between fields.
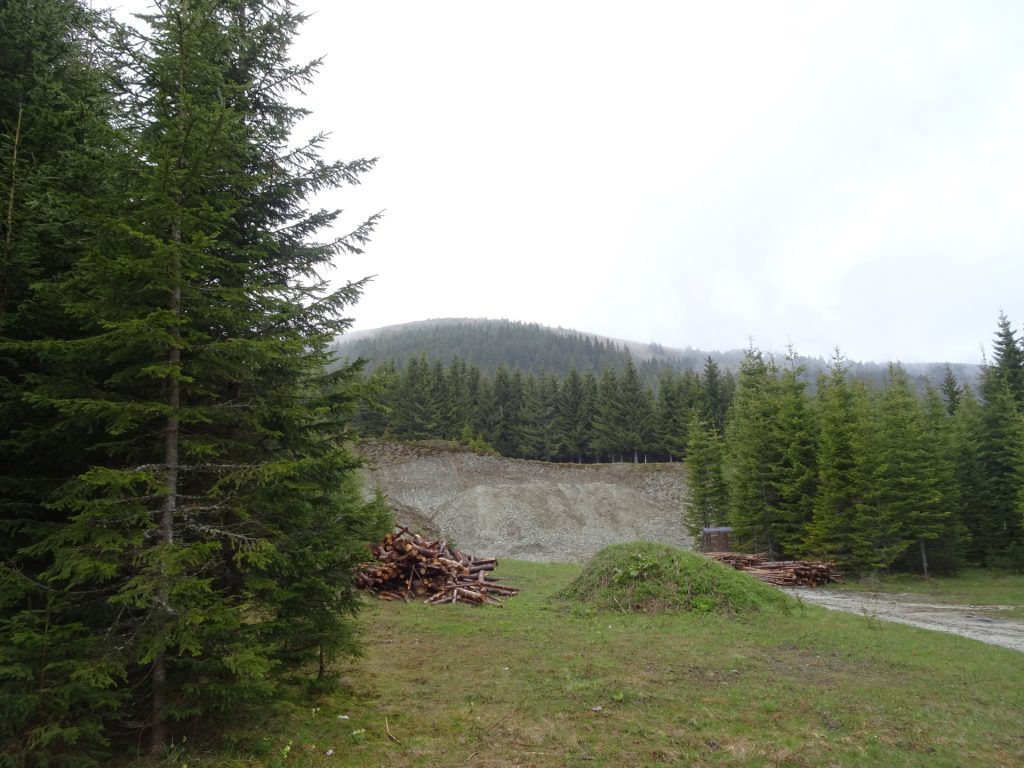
xmin=725 ymin=347 xmax=783 ymax=558
xmin=355 ymin=360 xmax=398 ymax=437
xmin=618 ymin=354 xmax=654 ymax=462
xmin=912 ymin=385 xmax=968 ymax=573
xmin=952 ymin=386 xmax=988 ymax=563
xmin=652 ymin=370 xmax=692 ymax=462
xmin=990 ymin=311 xmax=1024 ymax=405
xmin=394 ymin=355 xmax=441 ymax=439
xmin=804 ymin=352 xmax=877 ymax=574
xmin=580 ymin=370 xmax=600 ymax=462
xmin=556 ymin=368 xmax=587 ymax=462
xmin=444 ymin=357 xmax=475 ymax=438
xmin=431 ymin=358 xmax=457 ymax=439
xmin=682 ymin=413 xmax=729 ymax=537
xmin=1 ymin=2 xmax=128 ymax=763
xmin=698 ymin=357 xmax=731 ymax=433
xmin=535 ymin=373 xmax=562 ymax=460
xmin=503 ymin=368 xmax=528 ymax=457
xmin=940 ymin=364 xmax=963 ymax=416
xmin=514 ymin=373 xmax=545 ymax=459
xmin=770 ymin=353 xmax=818 ymax=559
xmin=872 ymin=365 xmax=942 ymax=574
xmin=592 ymin=367 xmax=624 ymax=461
xmin=976 ymin=362 xmax=1024 ymax=562
xmin=7 ymin=0 xmax=388 ymax=756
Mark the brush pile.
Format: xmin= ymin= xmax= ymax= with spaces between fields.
xmin=705 ymin=552 xmax=842 ymax=587
xmin=356 ymin=526 xmax=519 ymax=606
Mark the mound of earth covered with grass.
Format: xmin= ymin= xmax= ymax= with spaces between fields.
xmin=561 ymin=542 xmax=794 ymax=614
xmin=357 ymin=441 xmax=691 ymax=562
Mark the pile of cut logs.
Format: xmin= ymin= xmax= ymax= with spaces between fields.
xmin=706 ymin=552 xmax=842 ymax=587
xmin=356 ymin=526 xmax=519 ymax=606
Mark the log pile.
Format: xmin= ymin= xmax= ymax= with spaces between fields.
xmin=706 ymin=552 xmax=842 ymax=587
xmin=357 ymin=526 xmax=519 ymax=606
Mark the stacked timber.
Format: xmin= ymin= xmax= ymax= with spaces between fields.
xmin=706 ymin=552 xmax=842 ymax=587
xmin=357 ymin=526 xmax=519 ymax=606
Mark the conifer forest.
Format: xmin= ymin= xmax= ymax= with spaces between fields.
xmin=2 ymin=1 xmax=1024 ymax=766
xmin=351 ymin=315 xmax=1024 ymax=578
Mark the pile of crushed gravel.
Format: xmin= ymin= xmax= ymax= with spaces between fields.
xmin=358 ymin=441 xmax=692 ymax=562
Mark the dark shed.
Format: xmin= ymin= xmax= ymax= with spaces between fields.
xmin=700 ymin=526 xmax=733 ymax=553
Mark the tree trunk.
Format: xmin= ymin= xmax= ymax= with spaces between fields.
xmin=1 ymin=105 xmax=23 ymax=314
xmin=150 ymin=654 xmax=168 ymax=755
xmin=151 ymin=223 xmax=182 ymax=756
xmin=919 ymin=538 xmax=929 ymax=578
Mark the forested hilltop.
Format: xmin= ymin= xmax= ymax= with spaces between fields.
xmin=348 ymin=314 xmax=1024 ymax=579
xmin=331 ymin=317 xmax=980 ymax=388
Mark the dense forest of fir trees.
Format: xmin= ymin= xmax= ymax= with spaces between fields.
xmin=1 ymin=1 xmax=389 ymax=764
xmin=354 ymin=314 xmax=1024 ymax=578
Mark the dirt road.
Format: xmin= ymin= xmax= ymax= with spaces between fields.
xmin=786 ymin=588 xmax=1024 ymax=653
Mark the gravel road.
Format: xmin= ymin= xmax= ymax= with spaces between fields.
xmin=785 ymin=588 xmax=1024 ymax=653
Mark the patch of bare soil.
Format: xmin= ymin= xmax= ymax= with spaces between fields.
xmin=358 ymin=440 xmax=691 ymax=562
xmin=785 ymin=588 xmax=1024 ymax=653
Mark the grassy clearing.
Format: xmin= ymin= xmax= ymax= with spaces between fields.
xmin=140 ymin=559 xmax=1023 ymax=768
xmin=832 ymin=569 xmax=1024 ymax=617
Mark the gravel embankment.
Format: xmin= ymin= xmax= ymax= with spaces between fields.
xmin=358 ymin=441 xmax=692 ymax=562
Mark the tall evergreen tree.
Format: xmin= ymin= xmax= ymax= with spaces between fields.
xmin=592 ymin=367 xmax=623 ymax=461
xmin=939 ymin=364 xmax=963 ymax=416
xmin=698 ymin=356 xmax=731 ymax=433
xmin=871 ymin=365 xmax=943 ymax=575
xmin=682 ymin=413 xmax=729 ymax=537
xmin=4 ymin=1 xmax=389 ymax=757
xmin=652 ymin=370 xmax=694 ymax=462
xmin=770 ymin=353 xmax=818 ymax=559
xmin=804 ymin=352 xmax=877 ymax=574
xmin=556 ymin=368 xmax=590 ymax=462
xmin=1 ymin=2 xmax=129 ymax=763
xmin=975 ymin=361 xmax=1024 ymax=562
xmin=990 ymin=311 xmax=1024 ymax=405
xmin=392 ymin=355 xmax=439 ymax=438
xmin=514 ymin=373 xmax=545 ymax=459
xmin=950 ymin=385 xmax=987 ymax=563
xmin=725 ymin=347 xmax=783 ymax=558
xmin=909 ymin=385 xmax=968 ymax=574
xmin=444 ymin=357 xmax=476 ymax=437
xmin=355 ymin=360 xmax=397 ymax=437
xmin=535 ymin=372 xmax=562 ymax=460
xmin=479 ymin=364 xmax=517 ymax=455
xmin=618 ymin=354 xmax=654 ymax=462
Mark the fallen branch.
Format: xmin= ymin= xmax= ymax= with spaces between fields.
xmin=385 ymin=716 xmax=401 ymax=745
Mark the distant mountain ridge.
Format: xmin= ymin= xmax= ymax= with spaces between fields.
xmin=332 ymin=317 xmax=980 ymax=389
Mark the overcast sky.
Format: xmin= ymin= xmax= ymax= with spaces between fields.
xmin=114 ymin=1 xmax=1024 ymax=364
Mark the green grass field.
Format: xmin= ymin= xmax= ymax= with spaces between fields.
xmin=154 ymin=558 xmax=1024 ymax=768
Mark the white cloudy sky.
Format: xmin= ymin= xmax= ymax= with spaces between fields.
xmin=113 ymin=1 xmax=1024 ymax=363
